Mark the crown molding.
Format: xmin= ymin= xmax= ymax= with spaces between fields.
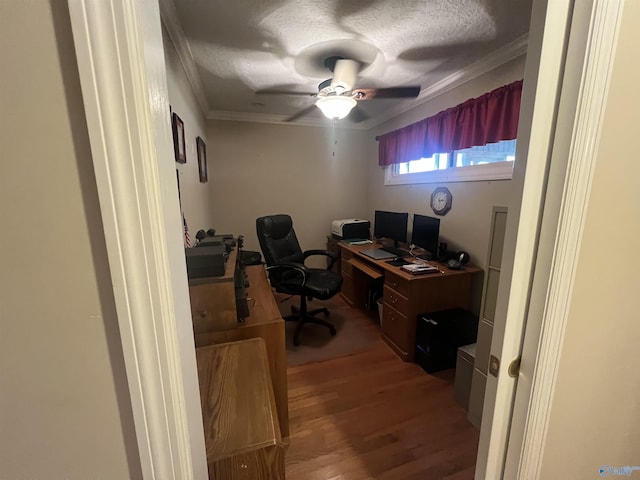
xmin=158 ymin=0 xmax=210 ymax=115
xmin=209 ymin=34 xmax=528 ymax=130
xmin=160 ymin=6 xmax=528 ymax=131
xmin=206 ymin=109 xmax=368 ymax=129
xmin=359 ymin=33 xmax=529 ymax=129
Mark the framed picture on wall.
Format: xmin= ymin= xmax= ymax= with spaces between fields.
xmin=172 ymin=113 xmax=186 ymax=164
xmin=197 ymin=136 xmax=208 ymax=183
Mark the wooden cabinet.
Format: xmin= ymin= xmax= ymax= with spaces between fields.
xmin=188 ymin=248 xmax=289 ymax=438
xmin=339 ymin=243 xmax=482 ymax=362
xmin=468 ymin=206 xmax=508 ymax=428
xmin=197 ymin=338 xmax=285 ymax=479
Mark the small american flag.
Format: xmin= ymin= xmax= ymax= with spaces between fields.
xmin=183 ymin=213 xmax=192 ymax=248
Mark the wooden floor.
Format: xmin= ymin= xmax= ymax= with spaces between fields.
xmin=285 ymin=310 xmax=479 ymax=480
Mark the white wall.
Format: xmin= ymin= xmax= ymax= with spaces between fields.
xmin=0 ymin=1 xmax=140 ymax=478
xmin=206 ymin=120 xmax=370 ymax=263
xmin=162 ymin=27 xmax=213 ymax=236
xmin=366 ymin=56 xmax=526 ymax=312
xmin=539 ymin=2 xmax=640 ymax=476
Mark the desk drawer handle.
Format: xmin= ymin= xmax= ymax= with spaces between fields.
xmin=391 ymin=281 xmax=398 ymax=288
xmin=390 ymin=296 xmax=398 ymax=305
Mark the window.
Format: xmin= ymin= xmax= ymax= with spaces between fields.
xmin=386 ymin=139 xmax=516 ymax=185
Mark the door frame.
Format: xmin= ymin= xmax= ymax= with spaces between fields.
xmin=67 ymin=0 xmax=624 ymax=478
xmin=506 ymin=0 xmax=625 ymax=477
xmin=68 ymin=0 xmax=207 ymax=478
xmin=477 ymin=0 xmax=625 ymax=478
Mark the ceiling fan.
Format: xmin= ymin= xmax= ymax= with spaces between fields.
xmin=256 ymin=56 xmax=421 ymax=123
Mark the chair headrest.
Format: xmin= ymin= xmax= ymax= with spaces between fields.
xmin=257 ymin=214 xmax=292 ymax=240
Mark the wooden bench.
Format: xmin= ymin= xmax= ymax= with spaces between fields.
xmin=196 ymin=338 xmax=285 ymax=479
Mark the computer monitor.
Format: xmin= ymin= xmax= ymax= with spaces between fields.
xmin=411 ymin=214 xmax=440 ymax=259
xmin=374 ymin=210 xmax=408 ymax=247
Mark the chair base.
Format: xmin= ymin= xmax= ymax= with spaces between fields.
xmin=284 ymin=304 xmax=337 ymax=346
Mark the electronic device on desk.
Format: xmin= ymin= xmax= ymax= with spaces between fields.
xmin=401 ymin=263 xmax=439 ymax=275
xmin=185 ymin=245 xmax=227 ymax=278
xmin=198 ymin=234 xmax=236 ymax=253
xmin=439 ymin=250 xmax=470 ymax=270
xmin=234 ymin=234 xmax=251 ymax=321
xmin=411 ymin=214 xmax=440 ymax=261
xmin=360 ymin=247 xmax=396 ymax=260
xmin=385 ymin=257 xmax=411 ymax=267
xmin=331 ymin=218 xmax=370 ymax=240
xmin=374 ymin=210 xmax=410 ymax=257
xmin=195 ymin=228 xmax=217 ymax=242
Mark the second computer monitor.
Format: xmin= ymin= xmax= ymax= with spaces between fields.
xmin=374 ymin=210 xmax=408 ymax=247
xmin=411 ymin=214 xmax=440 ymax=259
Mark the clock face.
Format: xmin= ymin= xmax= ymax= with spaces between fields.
xmin=431 ymin=187 xmax=452 ymax=215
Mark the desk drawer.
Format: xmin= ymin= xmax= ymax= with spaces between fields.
xmin=342 ymin=248 xmax=354 ymax=261
xmin=341 ymin=276 xmax=356 ymax=304
xmin=382 ymin=303 xmax=410 ymax=353
xmin=341 ymin=260 xmax=353 ymax=276
xmin=385 ymin=271 xmax=410 ymax=297
xmin=383 ymin=284 xmax=409 ymax=315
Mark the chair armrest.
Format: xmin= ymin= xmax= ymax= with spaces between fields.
xmin=303 ymin=249 xmax=337 ymax=270
xmin=266 ymin=263 xmax=309 ymax=287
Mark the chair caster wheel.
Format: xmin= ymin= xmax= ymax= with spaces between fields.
xmin=329 ymin=327 xmax=337 ymax=336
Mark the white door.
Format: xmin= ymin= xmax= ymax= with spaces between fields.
xmin=476 ymin=0 xmax=625 ymax=478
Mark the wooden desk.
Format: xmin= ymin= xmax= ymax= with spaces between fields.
xmin=340 ymin=243 xmax=482 ymax=361
xmin=194 ymin=265 xmax=289 ymax=438
xmin=189 ymin=246 xmax=240 ymax=333
xmin=196 ymin=338 xmax=285 ymax=479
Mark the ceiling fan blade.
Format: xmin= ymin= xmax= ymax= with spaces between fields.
xmin=284 ymin=104 xmax=317 ymax=122
xmin=349 ymin=105 xmax=370 ymax=123
xmin=255 ymin=89 xmax=317 ymax=97
xmin=353 ymin=86 xmax=421 ymax=100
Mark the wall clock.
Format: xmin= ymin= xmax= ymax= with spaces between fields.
xmin=430 ymin=187 xmax=452 ymax=216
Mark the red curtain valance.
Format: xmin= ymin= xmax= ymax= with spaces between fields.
xmin=377 ymin=80 xmax=523 ymax=166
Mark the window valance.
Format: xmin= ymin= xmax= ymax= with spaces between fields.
xmin=377 ymin=80 xmax=523 ymax=166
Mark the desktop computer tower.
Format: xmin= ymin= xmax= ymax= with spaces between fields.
xmin=415 ymin=308 xmax=478 ymax=374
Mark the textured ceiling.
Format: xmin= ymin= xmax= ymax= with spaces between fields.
xmin=162 ymin=0 xmax=532 ymax=127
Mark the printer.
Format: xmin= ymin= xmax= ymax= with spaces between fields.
xmin=331 ymin=219 xmax=371 ymax=240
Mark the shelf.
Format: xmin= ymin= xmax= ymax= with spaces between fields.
xmin=347 ymin=258 xmax=383 ymax=280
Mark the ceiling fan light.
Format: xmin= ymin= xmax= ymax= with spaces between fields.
xmin=315 ymin=96 xmax=357 ymax=120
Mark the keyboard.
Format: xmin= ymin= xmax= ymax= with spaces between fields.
xmin=381 ymin=246 xmax=410 ymax=257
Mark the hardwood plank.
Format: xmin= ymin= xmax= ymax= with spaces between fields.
xmin=285 ymin=318 xmax=479 ymax=480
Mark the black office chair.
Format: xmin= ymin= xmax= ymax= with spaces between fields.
xmin=256 ymin=214 xmax=343 ymax=346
